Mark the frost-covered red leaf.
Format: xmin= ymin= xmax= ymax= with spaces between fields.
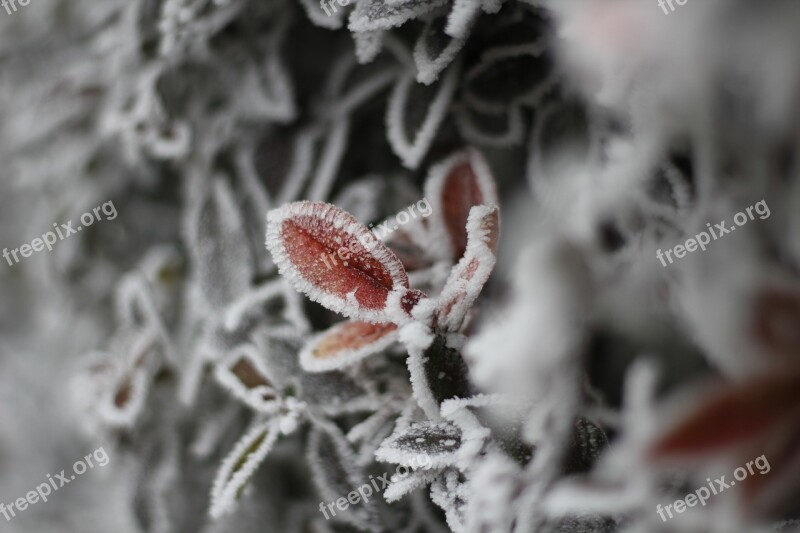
xmin=209 ymin=419 xmax=281 ymax=519
xmin=424 ymin=148 xmax=499 ymax=262
xmin=436 ymin=205 xmax=500 ymax=332
xmin=265 ymin=201 xmax=415 ymax=323
xmin=300 ymin=320 xmax=399 ymax=373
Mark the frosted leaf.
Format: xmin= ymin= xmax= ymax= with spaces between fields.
xmin=254 ymin=126 xmax=318 ymax=206
xmin=265 ymin=201 xmax=413 ymax=323
xmin=222 ymin=279 xmax=285 ymax=332
xmin=438 ymin=395 xmax=493 ymax=467
xmin=209 ymin=419 xmax=281 ymax=519
xmin=299 ymin=369 xmax=375 ymax=416
xmin=307 ymin=422 xmax=377 ymax=530
xmin=435 ymin=205 xmax=499 ymax=332
xmin=383 ymin=468 xmax=441 ymax=503
xmin=386 ymin=67 xmax=459 ymax=170
xmin=307 ymin=119 xmax=350 ymax=202
xmin=249 ymin=330 xmax=303 ymax=386
xmin=73 ymin=329 xmax=161 ymax=432
xmin=100 ymin=363 xmax=152 ymax=430
xmin=407 ymin=334 xmax=473 ymax=419
xmin=454 ymin=103 xmax=524 ymax=147
xmin=214 ymin=344 xmax=281 ymax=413
xmin=300 ymin=320 xmax=399 ymax=373
xmin=187 ymin=179 xmax=254 ymax=309
xmin=232 ymin=15 xmax=297 ymax=124
xmin=423 ymin=148 xmax=499 ymax=262
xmin=413 ymin=14 xmax=468 ymax=85
xmin=464 ymin=43 xmax=554 ymax=113
xmin=376 ymin=421 xmax=461 ymax=469
xmin=331 ymin=175 xmax=387 ymax=223
xmin=257 ymin=47 xmax=297 ymax=124
xmin=115 ymin=274 xmax=179 ymax=366
xmin=348 ymin=0 xmax=448 ymax=33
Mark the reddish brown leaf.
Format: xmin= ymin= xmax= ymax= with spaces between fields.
xmin=300 ymin=320 xmax=399 ymax=372
xmin=425 ymin=148 xmax=498 ymax=262
xmin=266 ymin=201 xmax=411 ymax=323
xmin=649 ymin=369 xmax=800 ymax=459
xmin=114 ymin=378 xmax=133 ymax=408
xmin=215 ymin=347 xmax=279 ymax=409
xmin=231 ymin=357 xmax=272 ymax=390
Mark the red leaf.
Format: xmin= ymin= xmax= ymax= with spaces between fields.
xmin=266 ymin=201 xmax=412 ymax=323
xmin=436 ymin=205 xmax=500 ymax=332
xmin=300 ymin=320 xmax=398 ymax=372
xmin=649 ymin=369 xmax=800 ymax=459
xmin=425 ymin=148 xmax=498 ymax=262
